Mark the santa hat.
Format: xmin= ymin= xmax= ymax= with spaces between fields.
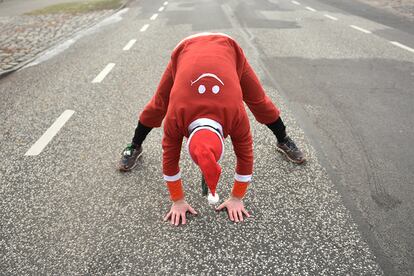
xmin=187 ymin=127 xmax=224 ymax=196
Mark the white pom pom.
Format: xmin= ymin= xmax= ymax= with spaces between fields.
xmin=207 ymin=192 xmax=219 ymax=205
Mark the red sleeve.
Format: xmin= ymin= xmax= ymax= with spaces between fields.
xmin=232 ymin=42 xmax=280 ymax=124
xmin=230 ymin=111 xmax=253 ymax=181
xmin=139 ymin=60 xmax=174 ymax=128
xmin=162 ymin=120 xmax=183 ymax=180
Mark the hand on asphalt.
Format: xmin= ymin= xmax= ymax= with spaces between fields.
xmin=216 ymin=196 xmax=250 ymax=222
xmin=164 ymin=200 xmax=197 ymax=226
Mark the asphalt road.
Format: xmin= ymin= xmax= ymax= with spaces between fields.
xmin=1 ymin=0 xmax=413 ymax=274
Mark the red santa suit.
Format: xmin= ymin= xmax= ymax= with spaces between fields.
xmin=139 ymin=33 xmax=280 ymax=200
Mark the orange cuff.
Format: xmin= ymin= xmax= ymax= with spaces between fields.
xmin=166 ymin=179 xmax=184 ymax=201
xmin=231 ymin=180 xmax=249 ymax=199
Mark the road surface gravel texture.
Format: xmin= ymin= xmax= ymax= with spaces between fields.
xmin=359 ymin=0 xmax=414 ymax=19
xmin=0 ymin=0 xmax=413 ymax=275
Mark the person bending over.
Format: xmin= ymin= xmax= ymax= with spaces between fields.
xmin=118 ymin=33 xmax=305 ymax=225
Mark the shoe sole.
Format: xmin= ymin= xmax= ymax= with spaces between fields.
xmin=276 ymin=147 xmax=306 ymax=164
xmin=118 ymin=150 xmax=144 ymax=172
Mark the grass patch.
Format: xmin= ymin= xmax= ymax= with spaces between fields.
xmin=26 ymin=0 xmax=123 ymax=15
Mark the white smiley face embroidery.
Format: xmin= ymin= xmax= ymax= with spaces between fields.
xmin=212 ymin=85 xmax=220 ymax=94
xmin=191 ymin=73 xmax=224 ymax=95
xmin=198 ymin=84 xmax=206 ymax=94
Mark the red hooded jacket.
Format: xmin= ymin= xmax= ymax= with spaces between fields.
xmin=139 ymin=33 xmax=280 ymax=188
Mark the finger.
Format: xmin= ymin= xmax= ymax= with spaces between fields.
xmin=216 ymin=203 xmax=226 ymax=211
xmin=164 ymin=211 xmax=172 ymax=221
xmin=188 ymin=206 xmax=197 ymax=215
xmin=175 ymin=212 xmax=180 ymax=226
xmin=242 ymin=208 xmax=250 ymax=218
xmin=181 ymin=213 xmax=186 ymax=225
xmin=238 ymin=210 xmax=244 ymax=222
xmin=170 ymin=213 xmax=176 ymax=225
xmin=233 ymin=210 xmax=239 ymax=222
xmin=228 ymin=209 xmax=234 ymax=221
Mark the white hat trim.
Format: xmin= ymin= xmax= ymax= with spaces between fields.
xmin=188 ymin=118 xmax=223 ymax=137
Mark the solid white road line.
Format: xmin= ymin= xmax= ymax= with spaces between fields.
xmin=390 ymin=41 xmax=414 ymax=53
xmin=25 ymin=110 xmax=75 ymax=156
xmin=140 ymin=24 xmax=149 ymax=32
xmin=306 ymin=6 xmax=316 ymax=11
xmin=350 ymin=25 xmax=372 ymax=33
xmin=150 ymin=13 xmax=158 ymax=20
xmin=123 ymin=39 xmax=137 ymax=51
xmin=324 ymin=14 xmax=338 ymax=21
xmin=163 ymin=1 xmax=168 ymax=5
xmin=92 ymin=63 xmax=115 ymax=83
xmin=291 ymin=1 xmax=301 ymax=5
xmin=158 ymin=6 xmax=165 ymax=12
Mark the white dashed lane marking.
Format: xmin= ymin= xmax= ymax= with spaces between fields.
xmin=390 ymin=41 xmax=414 ymax=53
xmin=25 ymin=110 xmax=75 ymax=156
xmin=140 ymin=24 xmax=149 ymax=32
xmin=324 ymin=14 xmax=338 ymax=21
xmin=163 ymin=1 xmax=168 ymax=5
xmin=123 ymin=39 xmax=137 ymax=51
xmin=150 ymin=13 xmax=158 ymax=20
xmin=158 ymin=6 xmax=165 ymax=12
xmin=287 ymin=0 xmax=412 ymax=55
xmin=350 ymin=25 xmax=372 ymax=34
xmin=92 ymin=63 xmax=115 ymax=83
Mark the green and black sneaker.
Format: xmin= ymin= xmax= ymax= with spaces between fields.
xmin=118 ymin=144 xmax=143 ymax=172
xmin=276 ymin=136 xmax=306 ymax=164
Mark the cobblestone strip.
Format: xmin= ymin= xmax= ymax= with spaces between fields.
xmin=0 ymin=9 xmax=117 ymax=77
